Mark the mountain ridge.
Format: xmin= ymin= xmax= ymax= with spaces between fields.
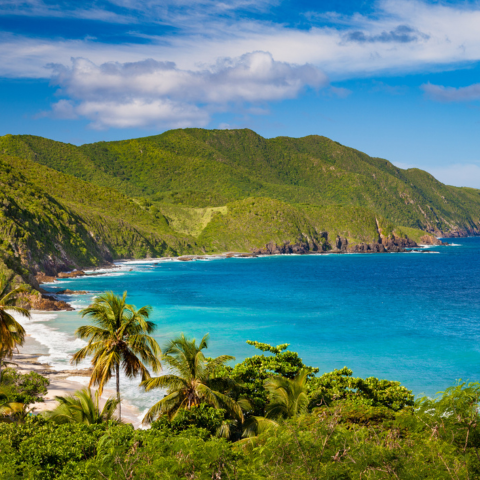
xmin=0 ymin=128 xmax=477 ymax=291
xmin=2 ymin=128 xmax=478 ymax=237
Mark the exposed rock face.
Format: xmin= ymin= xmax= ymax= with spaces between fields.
xmin=252 ymin=238 xmax=326 ymax=255
xmin=56 ymin=289 xmax=88 ymax=294
xmin=35 ymin=270 xmax=86 ymax=284
xmin=420 ymin=235 xmax=448 ymax=246
xmin=57 ymin=270 xmax=86 ymax=279
xmin=332 ymin=236 xmax=349 ymax=252
xmin=440 ymin=227 xmax=480 ymax=238
xmin=347 ymin=243 xmax=387 ymax=253
xmin=27 ymin=293 xmax=74 ymax=311
xmin=35 ymin=274 xmax=57 ymax=284
xmin=252 ymin=232 xmax=422 ymax=256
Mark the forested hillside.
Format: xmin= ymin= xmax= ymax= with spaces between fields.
xmin=0 ymin=128 xmax=477 ymax=284
xmin=2 ymin=129 xmax=479 ymax=236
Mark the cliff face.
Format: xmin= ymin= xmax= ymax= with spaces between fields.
xmin=251 ymin=231 xmax=443 ymax=256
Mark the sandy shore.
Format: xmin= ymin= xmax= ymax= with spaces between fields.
xmin=12 ymin=337 xmax=143 ymax=428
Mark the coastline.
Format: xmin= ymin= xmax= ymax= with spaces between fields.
xmin=12 ymin=336 xmax=143 ymax=427
xmin=18 ymin=241 xmax=457 ymax=420
xmin=33 ymin=244 xmax=449 ymax=314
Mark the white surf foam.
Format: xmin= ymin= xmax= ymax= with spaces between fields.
xmin=407 ymin=250 xmax=440 ymax=254
xmin=114 ymin=258 xmax=172 ymax=266
xmin=13 ymin=311 xmax=88 ymax=370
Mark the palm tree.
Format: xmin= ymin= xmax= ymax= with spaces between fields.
xmin=141 ymin=333 xmax=243 ymax=425
xmin=44 ymin=388 xmax=120 ymax=424
xmin=241 ymin=369 xmax=309 ymax=439
xmin=264 ymin=369 xmax=309 ymax=419
xmin=71 ymin=291 xmax=161 ymax=420
xmin=0 ymin=275 xmax=31 ymax=380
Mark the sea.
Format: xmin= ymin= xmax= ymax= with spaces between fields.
xmin=17 ymin=238 xmax=480 ymax=416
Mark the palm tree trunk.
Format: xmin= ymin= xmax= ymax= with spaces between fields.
xmin=116 ymin=366 xmax=121 ymax=420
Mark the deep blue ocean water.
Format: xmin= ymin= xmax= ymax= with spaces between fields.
xmin=25 ymin=238 xmax=480 ymax=412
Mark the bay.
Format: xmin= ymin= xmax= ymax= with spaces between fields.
xmin=30 ymin=238 xmax=480 ymax=412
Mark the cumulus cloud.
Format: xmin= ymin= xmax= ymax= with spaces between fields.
xmin=421 ymin=82 xmax=480 ymax=102
xmin=50 ymin=99 xmax=78 ymax=119
xmin=47 ymin=52 xmax=328 ymax=129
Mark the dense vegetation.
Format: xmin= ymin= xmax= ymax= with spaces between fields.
xmin=0 ymin=152 xmax=198 ymax=281
xmin=0 ymin=288 xmax=479 ymax=478
xmin=2 ymin=129 xmax=479 ymax=235
xmin=0 ymin=128 xmax=478 ymax=283
xmin=1 ymin=342 xmax=479 ymax=479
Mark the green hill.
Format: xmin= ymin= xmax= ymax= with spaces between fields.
xmin=2 ymin=129 xmax=478 ymax=237
xmin=0 ymin=153 xmax=199 ymax=283
xmin=0 ymin=128 xmax=477 ymax=284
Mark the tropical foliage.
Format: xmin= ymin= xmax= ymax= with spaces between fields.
xmin=0 ymin=386 xmax=26 ymax=422
xmin=0 ymin=128 xmax=476 ymax=286
xmin=71 ymin=291 xmax=162 ymax=419
xmin=0 ymin=368 xmax=48 ymax=405
xmin=44 ymin=388 xmax=120 ymax=425
xmin=141 ymin=334 xmax=243 ymax=425
xmin=0 ymin=287 xmax=478 ymax=478
xmin=0 ymin=275 xmax=31 ymax=378
xmin=1 ymin=381 xmax=480 ymax=478
xmin=264 ymin=369 xmax=309 ymax=419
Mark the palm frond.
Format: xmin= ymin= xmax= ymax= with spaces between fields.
xmin=141 ymin=374 xmax=185 ymax=392
xmin=0 ymin=305 xmax=31 ymax=319
xmin=45 ymin=388 xmax=120 ymax=424
xmin=242 ymin=416 xmax=279 ymax=438
xmin=265 ymin=369 xmax=309 ymax=419
xmin=142 ymin=391 xmax=182 ymax=424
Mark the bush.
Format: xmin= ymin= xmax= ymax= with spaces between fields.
xmin=1 ymin=368 xmax=49 ymax=405
xmin=151 ymin=404 xmax=227 ymax=439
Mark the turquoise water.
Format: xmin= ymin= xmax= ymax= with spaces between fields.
xmin=26 ymin=238 xmax=480 ymax=411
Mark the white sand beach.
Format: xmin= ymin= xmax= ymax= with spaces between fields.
xmin=11 ymin=336 xmax=143 ymax=428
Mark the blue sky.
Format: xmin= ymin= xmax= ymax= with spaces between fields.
xmin=2 ymin=0 xmax=480 ymax=187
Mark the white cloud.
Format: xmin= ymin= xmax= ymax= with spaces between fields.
xmin=76 ymin=99 xmax=209 ymax=129
xmin=328 ymin=86 xmax=352 ymax=98
xmin=0 ymin=0 xmax=135 ymax=23
xmin=4 ymin=0 xmax=480 ymax=129
xmin=47 ymin=53 xmax=327 ymax=129
xmin=50 ymin=99 xmax=78 ymax=119
xmin=421 ymin=82 xmax=480 ymax=102
xmin=0 ymin=0 xmax=278 ymax=24
xmin=3 ymin=0 xmax=480 ymax=80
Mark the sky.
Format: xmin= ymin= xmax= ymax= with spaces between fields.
xmin=2 ymin=0 xmax=480 ymax=187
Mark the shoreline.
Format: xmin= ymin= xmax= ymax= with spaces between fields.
xmin=12 ymin=337 xmax=143 ymax=428
xmin=50 ymin=244 xmax=447 ymax=279
xmin=19 ymin=241 xmax=460 ymax=418
xmin=36 ymin=244 xmax=452 ymax=310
